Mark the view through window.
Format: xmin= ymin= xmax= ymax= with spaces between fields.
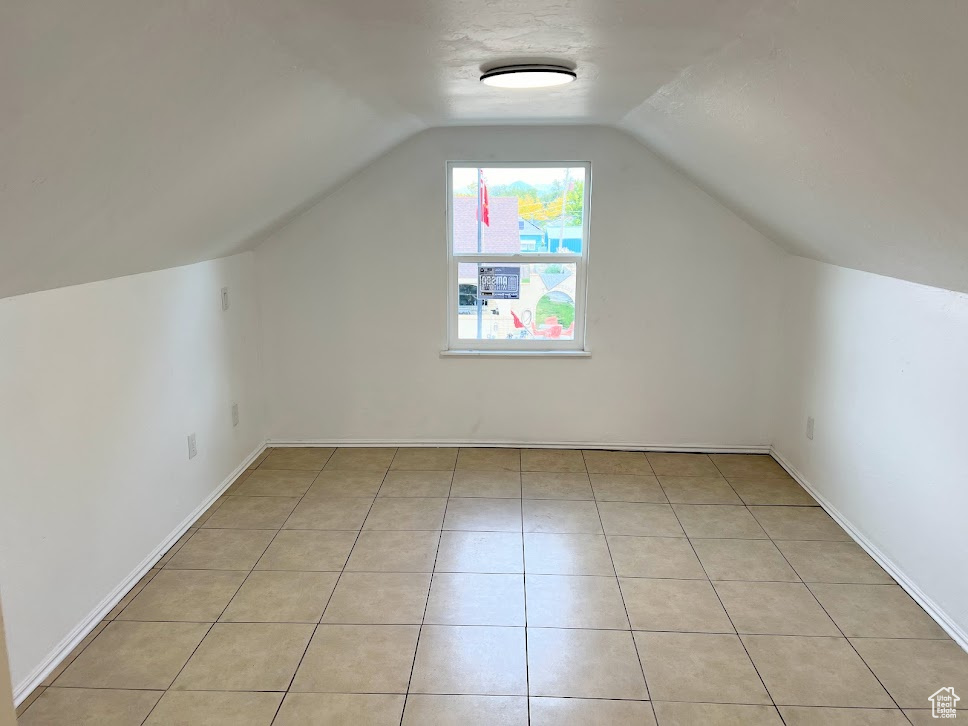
xmin=447 ymin=163 xmax=590 ymax=351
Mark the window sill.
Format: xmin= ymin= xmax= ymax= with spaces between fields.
xmin=440 ymin=349 xmax=592 ymax=358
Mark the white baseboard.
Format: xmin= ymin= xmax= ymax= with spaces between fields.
xmin=13 ymin=441 xmax=269 ymax=705
xmin=770 ymin=447 xmax=968 ymax=653
xmin=268 ymin=438 xmax=772 ymax=454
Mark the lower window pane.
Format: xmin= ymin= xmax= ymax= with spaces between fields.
xmin=456 ymin=262 xmax=578 ymax=341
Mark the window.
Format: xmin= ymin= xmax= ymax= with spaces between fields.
xmin=446 ymin=162 xmax=590 ymax=353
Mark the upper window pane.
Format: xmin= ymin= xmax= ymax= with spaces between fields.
xmin=452 ymin=166 xmax=586 ymax=255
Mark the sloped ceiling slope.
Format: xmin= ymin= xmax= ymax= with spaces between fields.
xmin=2 ymin=0 xmax=770 ymax=298
xmin=622 ymin=0 xmax=968 ymax=293
xmin=0 ymin=1 xmax=423 ymax=299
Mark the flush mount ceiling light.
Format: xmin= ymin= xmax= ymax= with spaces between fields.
xmin=480 ymin=64 xmax=576 ymax=89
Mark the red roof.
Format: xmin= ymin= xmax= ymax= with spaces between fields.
xmin=453 ymin=196 xmax=521 ymax=254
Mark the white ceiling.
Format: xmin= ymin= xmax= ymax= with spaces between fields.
xmin=4 ymin=0 xmax=968 ymax=297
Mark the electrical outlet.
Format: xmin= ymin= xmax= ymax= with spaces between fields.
xmin=188 ymin=433 xmax=198 ymax=459
xmin=232 ymin=403 xmax=239 ymax=428
xmin=806 ymin=416 xmax=815 ymax=441
xmin=220 ymin=286 xmax=230 ymax=311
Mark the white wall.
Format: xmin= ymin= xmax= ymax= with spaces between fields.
xmin=0 ymin=253 xmax=266 ymax=692
xmin=773 ymin=257 xmax=968 ymax=641
xmin=257 ymin=126 xmax=785 ymax=447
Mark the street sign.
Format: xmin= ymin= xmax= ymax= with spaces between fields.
xmin=479 ymin=266 xmax=520 ymax=299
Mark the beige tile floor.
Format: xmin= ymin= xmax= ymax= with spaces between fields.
xmin=17 ymin=448 xmax=968 ymax=725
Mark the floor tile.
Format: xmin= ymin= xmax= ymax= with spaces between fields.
xmin=607 ymin=535 xmax=706 ymax=579
xmin=582 ymin=450 xmax=652 ymax=475
xmin=646 ymin=452 xmax=720 ymax=476
xmin=55 ymin=621 xmax=209 ymax=689
xmin=363 ymin=497 xmax=447 ymax=530
xmin=635 ymin=631 xmax=770 ymax=704
xmin=659 ymin=476 xmax=742 ymax=504
xmin=167 ymin=528 xmax=275 ymax=570
xmin=17 ymin=688 xmax=161 ymax=726
xmin=344 ymin=530 xmax=440 ymax=572
xmin=849 ymin=637 xmax=968 ymax=708
xmin=425 ymin=573 xmax=525 ymax=626
xmin=528 ymin=628 xmax=648 ymax=699
xmin=250 ymin=448 xmax=272 ymax=468
xmin=435 ymin=531 xmax=523 ymax=573
xmin=325 ymin=447 xmax=396 ymax=470
xmin=290 ymin=624 xmax=419 ymax=693
xmin=201 ymin=495 xmax=299 ymax=529
xmin=709 ymin=454 xmax=788 ymax=478
xmin=445 ymin=497 xmax=522 ymax=531
xmin=729 ymin=477 xmax=816 ymax=506
xmin=523 ymin=499 xmax=602 ymax=533
xmin=652 ymin=702 xmax=782 ymax=726
xmin=521 ymin=471 xmax=593 ymax=499
xmin=778 ymin=706 xmax=910 ymax=725
xmin=749 ymin=505 xmax=850 ymax=540
xmin=41 ymin=622 xmax=108 ymax=686
xmin=774 ymin=540 xmax=894 ymax=583
xmin=157 ymin=529 xmax=197 ymax=566
xmin=527 ymin=575 xmax=629 ymax=629
xmin=283 ymin=497 xmax=373 ymax=530
xmin=117 ymin=569 xmax=246 ymax=622
xmin=714 ymin=581 xmax=839 ymax=635
xmin=530 ymin=697 xmax=656 ymax=726
xmin=742 ymin=634 xmax=893 ymax=707
xmin=523 ymin=533 xmax=614 ymax=575
xmin=14 ymin=685 xmax=44 ymax=717
xmin=231 ymin=469 xmax=316 ymax=497
xmin=220 ymin=570 xmax=339 ymax=623
xmin=322 ymin=572 xmax=431 ymax=624
xmin=620 ymin=577 xmax=733 ymax=632
xmin=172 ymin=622 xmax=314 ymax=691
xmin=194 ymin=497 xmax=228 ymax=527
xmin=589 ymin=473 xmax=666 ymax=502
xmin=597 ymin=502 xmax=683 ymax=536
xmin=306 ymin=470 xmax=386 ymax=497
xmin=692 ymin=538 xmax=800 ymax=581
xmin=390 ymin=447 xmax=458 ymax=471
xmin=274 ymin=693 xmax=405 ymax=726
xmin=144 ymin=691 xmax=283 ymax=725
xmin=260 ymin=446 xmax=334 ymax=471
xmin=673 ymin=504 xmax=768 ymax=538
xmin=808 ymin=583 xmax=950 ymax=638
xmin=450 ymin=470 xmax=522 ymax=498
xmin=905 ymin=710 xmax=950 ymax=725
xmin=403 ymin=695 xmax=528 ymax=726
xmin=456 ymin=447 xmax=521 ymax=471
xmin=520 ymin=448 xmax=587 ymax=473
xmin=410 ymin=625 xmax=528 ymax=695
xmin=256 ymin=529 xmax=357 ymax=571
xmin=378 ymin=470 xmax=453 ymax=497
xmin=106 ymin=569 xmax=161 ymax=619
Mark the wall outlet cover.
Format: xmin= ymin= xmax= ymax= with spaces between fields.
xmin=806 ymin=416 xmax=815 ymax=440
xmin=188 ymin=433 xmax=198 ymax=459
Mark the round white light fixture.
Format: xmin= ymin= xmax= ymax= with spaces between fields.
xmin=480 ymin=64 xmax=576 ymax=89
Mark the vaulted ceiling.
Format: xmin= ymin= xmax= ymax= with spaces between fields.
xmin=4 ymin=0 xmax=967 ymax=298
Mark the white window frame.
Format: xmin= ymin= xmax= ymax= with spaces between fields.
xmin=445 ymin=161 xmax=591 ymax=355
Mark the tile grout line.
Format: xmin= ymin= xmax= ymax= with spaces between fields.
xmin=146 ymin=447 xmax=338 ymax=725
xmin=397 ymin=451 xmax=456 ymax=726
xmin=584 ymin=450 xmax=657 ymax=721
xmin=271 ymin=449 xmax=393 ymax=724
xmin=674 ymin=455 xmax=785 ymax=724
xmin=519 ymin=454 xmax=531 ymax=726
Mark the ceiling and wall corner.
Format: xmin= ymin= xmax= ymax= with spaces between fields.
xmin=5 ymin=1 xmax=968 ymax=298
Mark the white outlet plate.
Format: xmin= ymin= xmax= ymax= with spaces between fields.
xmin=220 ymin=287 xmax=229 ymax=311
xmin=188 ymin=433 xmax=197 ymax=459
xmin=806 ymin=416 xmax=815 ymax=440
xmin=232 ymin=403 xmax=239 ymax=428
